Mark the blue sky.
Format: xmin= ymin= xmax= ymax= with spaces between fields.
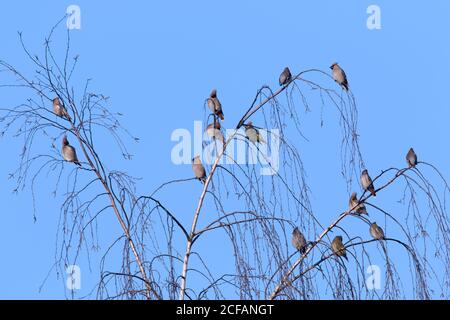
xmin=0 ymin=1 xmax=449 ymax=299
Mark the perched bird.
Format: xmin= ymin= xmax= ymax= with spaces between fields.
xmin=369 ymin=222 xmax=385 ymax=240
xmin=244 ymin=122 xmax=265 ymax=144
xmin=331 ymin=236 xmax=348 ymax=260
xmin=361 ymin=169 xmax=376 ymax=197
xmin=192 ymin=155 xmax=207 ymax=184
xmin=279 ymin=67 xmax=292 ymax=86
xmin=406 ymin=148 xmax=418 ymax=168
xmin=62 ymin=135 xmax=81 ymax=166
xmin=53 ymin=97 xmax=69 ymax=119
xmin=207 ymin=89 xmax=225 ymax=120
xmin=330 ymin=62 xmax=349 ymax=91
xmin=349 ymin=192 xmax=368 ymax=215
xmin=292 ymin=227 xmax=307 ymax=254
xmin=205 ymin=121 xmax=225 ymax=144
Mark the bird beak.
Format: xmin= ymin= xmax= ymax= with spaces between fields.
xmin=329 ymin=65 xmax=333 ymax=69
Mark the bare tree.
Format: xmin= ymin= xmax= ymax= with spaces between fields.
xmin=1 ymin=21 xmax=448 ymax=300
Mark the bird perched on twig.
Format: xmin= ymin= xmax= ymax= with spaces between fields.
xmin=292 ymin=227 xmax=307 ymax=254
xmin=331 ymin=236 xmax=348 ymax=260
xmin=205 ymin=121 xmax=225 ymax=145
xmin=330 ymin=62 xmax=349 ymax=91
xmin=207 ymin=89 xmax=225 ymax=121
xmin=406 ymin=148 xmax=418 ymax=168
xmin=361 ymin=169 xmax=376 ymax=197
xmin=369 ymin=222 xmax=385 ymax=240
xmin=53 ymin=97 xmax=69 ymax=119
xmin=192 ymin=155 xmax=207 ymax=184
xmin=279 ymin=67 xmax=292 ymax=86
xmin=349 ymin=192 xmax=368 ymax=215
xmin=62 ymin=135 xmax=81 ymax=166
xmin=244 ymin=122 xmax=265 ymax=144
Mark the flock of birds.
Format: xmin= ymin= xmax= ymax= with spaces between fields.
xmin=52 ymin=97 xmax=81 ymax=167
xmin=191 ymin=62 xmax=350 ymax=184
xmin=190 ymin=62 xmax=419 ymax=261
xmin=50 ymin=62 xmax=419 ymax=261
xmin=291 ymin=148 xmax=417 ymax=260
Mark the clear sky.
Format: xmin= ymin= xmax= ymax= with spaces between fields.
xmin=0 ymin=1 xmax=449 ymax=299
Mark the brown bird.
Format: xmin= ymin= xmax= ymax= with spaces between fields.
xmin=244 ymin=122 xmax=265 ymax=144
xmin=53 ymin=97 xmax=69 ymax=119
xmin=62 ymin=135 xmax=81 ymax=166
xmin=331 ymin=236 xmax=348 ymax=260
xmin=279 ymin=67 xmax=292 ymax=86
xmin=205 ymin=121 xmax=225 ymax=144
xmin=349 ymin=192 xmax=368 ymax=215
xmin=207 ymin=89 xmax=225 ymax=120
xmin=292 ymin=227 xmax=307 ymax=254
xmin=369 ymin=222 xmax=385 ymax=240
xmin=361 ymin=169 xmax=376 ymax=197
xmin=192 ymin=155 xmax=207 ymax=184
xmin=406 ymin=148 xmax=418 ymax=168
xmin=330 ymin=62 xmax=349 ymax=91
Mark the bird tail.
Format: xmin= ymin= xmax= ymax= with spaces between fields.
xmin=358 ymin=207 xmax=369 ymax=215
xmin=370 ymin=189 xmax=376 ymax=197
xmin=63 ymin=109 xmax=70 ymax=119
xmin=258 ymin=134 xmax=266 ymax=144
xmin=218 ymin=112 xmax=224 ymax=121
xmin=75 ymin=161 xmax=82 ymax=167
xmin=342 ymin=82 xmax=349 ymax=91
